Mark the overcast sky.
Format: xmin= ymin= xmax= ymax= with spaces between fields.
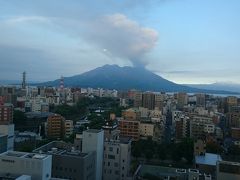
xmin=1 ymin=0 xmax=240 ymax=84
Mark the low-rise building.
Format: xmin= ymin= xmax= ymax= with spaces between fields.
xmin=0 ymin=151 xmax=52 ymax=180
xmin=195 ymin=153 xmax=222 ymax=175
xmin=217 ymin=161 xmax=240 ymax=180
xmin=34 ymin=141 xmax=96 ymax=180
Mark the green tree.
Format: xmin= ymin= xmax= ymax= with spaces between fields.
xmin=157 ymin=145 xmax=166 ymax=160
xmin=132 ymin=142 xmax=142 ymax=159
xmin=13 ymin=110 xmax=27 ymax=129
xmin=181 ymin=138 xmax=194 ymax=164
xmin=206 ymin=141 xmax=222 ymax=154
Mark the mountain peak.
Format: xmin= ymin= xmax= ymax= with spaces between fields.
xmin=101 ymin=64 xmax=120 ymax=68
xmin=37 ymin=64 xmax=238 ymax=94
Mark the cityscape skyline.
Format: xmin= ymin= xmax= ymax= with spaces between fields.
xmin=1 ymin=0 xmax=240 ymax=84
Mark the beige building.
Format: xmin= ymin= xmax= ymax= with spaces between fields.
xmin=65 ymin=120 xmax=73 ymax=138
xmin=133 ymin=91 xmax=142 ymax=108
xmin=139 ymin=123 xmax=154 ymax=138
xmin=227 ymin=112 xmax=240 ymax=128
xmin=122 ymin=109 xmax=141 ymax=121
xmin=190 ymin=115 xmax=213 ymax=139
xmin=194 ymin=139 xmax=206 ymax=156
xmin=227 ymin=96 xmax=238 ymax=106
xmin=154 ymin=94 xmax=164 ymax=111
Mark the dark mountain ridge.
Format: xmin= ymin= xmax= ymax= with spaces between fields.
xmin=37 ymin=64 xmax=239 ymax=94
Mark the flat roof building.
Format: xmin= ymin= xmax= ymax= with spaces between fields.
xmin=217 ymin=161 xmax=240 ymax=180
xmin=82 ymin=129 xmax=104 ymax=180
xmin=0 ymin=151 xmax=52 ymax=180
xmin=34 ymin=141 xmax=96 ymax=180
xmin=0 ymin=134 xmax=7 ymax=153
xmin=195 ymin=153 xmax=222 ymax=175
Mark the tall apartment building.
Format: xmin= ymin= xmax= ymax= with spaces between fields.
xmin=46 ymin=114 xmax=65 ymax=139
xmin=120 ymin=109 xmax=141 ymax=141
xmin=177 ymin=92 xmax=188 ymax=110
xmin=0 ymin=86 xmax=17 ymax=105
xmin=82 ymin=129 xmax=104 ymax=180
xmin=190 ymin=115 xmax=213 ymax=139
xmin=226 ymin=96 xmax=238 ymax=113
xmin=103 ymin=138 xmax=131 ymax=180
xmin=34 ymin=141 xmax=96 ymax=180
xmin=0 ymin=151 xmax=52 ymax=180
xmin=175 ymin=116 xmax=190 ymax=141
xmin=172 ymin=110 xmax=184 ymax=128
xmin=133 ymin=91 xmax=142 ymax=108
xmin=227 ymin=112 xmax=240 ymax=128
xmin=196 ymin=93 xmax=206 ymax=107
xmin=0 ymin=103 xmax=14 ymax=151
xmin=119 ymin=119 xmax=140 ymax=141
xmin=102 ymin=120 xmax=132 ymax=180
xmin=142 ymin=92 xmax=155 ymax=110
xmin=0 ymin=103 xmax=13 ymax=125
xmin=154 ymin=93 xmax=164 ymax=111
xmin=65 ymin=120 xmax=73 ymax=138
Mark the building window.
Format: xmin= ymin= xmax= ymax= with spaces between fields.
xmin=108 ymin=155 xmax=115 ymax=159
xmin=114 ymin=162 xmax=118 ymax=167
xmin=109 ymin=147 xmax=113 ymax=151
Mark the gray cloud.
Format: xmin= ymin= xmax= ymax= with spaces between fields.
xmin=0 ymin=44 xmax=60 ymax=81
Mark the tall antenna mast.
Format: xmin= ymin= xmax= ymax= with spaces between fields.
xmin=22 ymin=71 xmax=26 ymax=89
